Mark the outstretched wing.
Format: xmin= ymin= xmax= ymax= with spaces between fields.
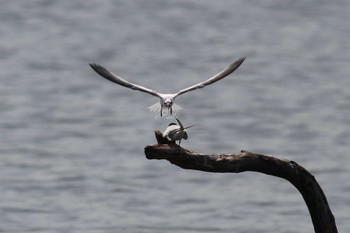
xmin=89 ymin=63 xmax=161 ymax=98
xmin=175 ymin=117 xmax=184 ymax=130
xmin=174 ymin=57 xmax=246 ymax=97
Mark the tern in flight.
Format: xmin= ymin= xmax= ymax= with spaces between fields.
xmin=163 ymin=117 xmax=196 ymax=145
xmin=89 ymin=57 xmax=245 ymax=116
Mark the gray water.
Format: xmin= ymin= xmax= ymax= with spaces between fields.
xmin=1 ymin=0 xmax=349 ymax=232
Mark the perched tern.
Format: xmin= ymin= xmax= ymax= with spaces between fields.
xmin=89 ymin=57 xmax=245 ymax=116
xmin=162 ymin=117 xmax=196 ymax=145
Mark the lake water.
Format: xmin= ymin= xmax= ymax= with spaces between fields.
xmin=1 ymin=0 xmax=349 ymax=232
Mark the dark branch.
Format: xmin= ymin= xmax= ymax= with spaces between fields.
xmin=144 ymin=131 xmax=338 ymax=233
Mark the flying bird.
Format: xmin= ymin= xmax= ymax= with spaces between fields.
xmin=162 ymin=117 xmax=196 ymax=145
xmin=89 ymin=57 xmax=246 ymax=116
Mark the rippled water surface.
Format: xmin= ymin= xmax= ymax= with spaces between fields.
xmin=1 ymin=0 xmax=349 ymax=232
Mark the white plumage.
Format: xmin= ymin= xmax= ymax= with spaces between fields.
xmin=162 ymin=117 xmax=196 ymax=145
xmin=89 ymin=57 xmax=245 ymax=116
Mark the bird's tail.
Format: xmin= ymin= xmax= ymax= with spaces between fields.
xmin=148 ymin=102 xmax=162 ymax=112
xmin=148 ymin=102 xmax=182 ymax=114
xmin=184 ymin=124 xmax=197 ymax=130
xmin=172 ymin=103 xmax=182 ymax=113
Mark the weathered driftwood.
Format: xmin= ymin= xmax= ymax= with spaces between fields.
xmin=144 ymin=130 xmax=338 ymax=233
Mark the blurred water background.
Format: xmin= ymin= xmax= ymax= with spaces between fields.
xmin=1 ymin=0 xmax=349 ymax=232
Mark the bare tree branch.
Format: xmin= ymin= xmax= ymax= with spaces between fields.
xmin=144 ymin=130 xmax=338 ymax=233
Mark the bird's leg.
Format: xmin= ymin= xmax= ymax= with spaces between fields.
xmin=170 ymin=107 xmax=173 ymax=115
xmin=160 ymin=105 xmax=163 ymax=117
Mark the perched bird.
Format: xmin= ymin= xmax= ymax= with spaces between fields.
xmin=89 ymin=57 xmax=246 ymax=116
xmin=163 ymin=117 xmax=196 ymax=145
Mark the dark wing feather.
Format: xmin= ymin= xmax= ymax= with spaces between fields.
xmin=175 ymin=117 xmax=184 ymax=130
xmin=174 ymin=57 xmax=246 ymax=97
xmin=89 ymin=63 xmax=161 ymax=98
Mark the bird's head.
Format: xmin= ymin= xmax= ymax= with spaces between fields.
xmin=164 ymin=98 xmax=173 ymax=107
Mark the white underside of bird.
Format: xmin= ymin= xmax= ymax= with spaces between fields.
xmin=90 ymin=57 xmax=245 ymax=116
xmin=163 ymin=123 xmax=188 ymax=141
xmin=162 ymin=117 xmax=196 ymax=145
xmin=147 ymin=102 xmax=182 ymax=116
